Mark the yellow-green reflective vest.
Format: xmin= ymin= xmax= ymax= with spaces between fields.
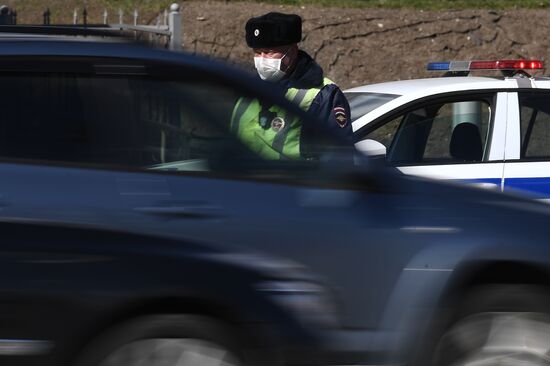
xmin=231 ymin=77 xmax=333 ymax=160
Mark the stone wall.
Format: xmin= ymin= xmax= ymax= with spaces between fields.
xmin=181 ymin=1 xmax=550 ymax=89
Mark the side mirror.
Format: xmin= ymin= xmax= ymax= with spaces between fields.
xmin=355 ymin=139 xmax=387 ymax=157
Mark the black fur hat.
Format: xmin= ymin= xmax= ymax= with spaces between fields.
xmin=246 ymin=12 xmax=302 ymax=48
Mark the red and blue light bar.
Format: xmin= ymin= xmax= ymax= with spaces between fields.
xmin=427 ymin=59 xmax=544 ymax=72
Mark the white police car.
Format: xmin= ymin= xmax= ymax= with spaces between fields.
xmin=346 ymin=59 xmax=550 ymax=201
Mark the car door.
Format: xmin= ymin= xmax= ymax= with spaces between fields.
xmin=502 ymin=89 xmax=550 ymax=201
xmin=0 ymin=60 xmax=124 ymax=225
xmin=0 ymin=53 xmax=422 ymax=333
xmin=357 ymin=92 xmax=507 ymax=191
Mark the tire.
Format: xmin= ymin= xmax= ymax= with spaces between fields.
xmin=74 ymin=315 xmax=243 ymax=366
xmin=432 ymin=285 xmax=550 ymax=366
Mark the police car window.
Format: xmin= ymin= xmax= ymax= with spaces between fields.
xmin=365 ymin=99 xmax=491 ymax=165
xmin=519 ymin=92 xmax=550 ymax=159
xmin=364 ymin=116 xmax=401 ymax=149
xmin=346 ymin=92 xmax=400 ymax=122
xmin=0 ymin=72 xmax=305 ymax=172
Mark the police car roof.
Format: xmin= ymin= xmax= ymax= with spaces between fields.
xmin=347 ymin=75 xmax=550 ymax=131
xmin=345 ymin=76 xmax=515 ymax=96
xmin=0 ymin=25 xmax=131 ymax=41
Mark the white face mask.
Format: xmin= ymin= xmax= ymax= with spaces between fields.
xmin=254 ymin=50 xmax=289 ymax=82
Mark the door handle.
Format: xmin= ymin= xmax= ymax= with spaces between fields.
xmin=134 ymin=204 xmax=225 ymax=219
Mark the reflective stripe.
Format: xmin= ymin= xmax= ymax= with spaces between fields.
xmin=287 ymin=78 xmax=333 ymax=112
xmin=290 ymin=89 xmax=308 ymax=106
xmin=231 ymin=98 xmax=253 ymax=134
xmin=272 ymin=89 xmax=310 ymax=157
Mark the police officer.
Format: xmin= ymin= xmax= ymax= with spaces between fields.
xmin=231 ymin=12 xmax=354 ymax=160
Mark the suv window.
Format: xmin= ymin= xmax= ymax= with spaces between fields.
xmin=362 ymin=98 xmax=492 ymax=165
xmin=0 ymin=70 xmax=303 ymax=172
xmin=519 ymin=92 xmax=550 ymax=159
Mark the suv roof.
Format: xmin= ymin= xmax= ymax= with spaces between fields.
xmin=0 ymin=24 xmax=132 ymax=42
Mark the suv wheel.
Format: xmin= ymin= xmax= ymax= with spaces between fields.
xmin=75 ymin=315 xmax=242 ymax=366
xmin=432 ymin=285 xmax=550 ymax=366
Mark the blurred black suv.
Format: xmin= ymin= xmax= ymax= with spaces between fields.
xmin=0 ymin=30 xmax=355 ymax=366
xmin=4 ymin=26 xmax=550 ymax=366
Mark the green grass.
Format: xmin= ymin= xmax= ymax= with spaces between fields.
xmin=97 ymin=0 xmax=173 ymax=12
xmin=207 ymin=0 xmax=550 ymax=9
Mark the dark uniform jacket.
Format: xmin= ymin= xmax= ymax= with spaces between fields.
xmin=278 ymin=50 xmax=355 ymax=156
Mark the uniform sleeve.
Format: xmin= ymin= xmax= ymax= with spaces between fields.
xmin=304 ymin=84 xmax=356 ymax=148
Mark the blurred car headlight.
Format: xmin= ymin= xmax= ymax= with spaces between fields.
xmin=202 ymin=252 xmax=340 ymax=326
xmin=256 ymin=280 xmax=339 ymax=328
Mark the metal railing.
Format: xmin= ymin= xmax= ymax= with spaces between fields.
xmin=0 ymin=3 xmax=182 ymax=51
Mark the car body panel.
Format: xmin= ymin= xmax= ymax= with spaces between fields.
xmin=0 ymin=219 xmax=329 ymax=366
xmin=500 ymin=89 xmax=550 ymax=201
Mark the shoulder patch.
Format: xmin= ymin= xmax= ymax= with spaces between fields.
xmin=333 ymin=107 xmax=347 ymax=128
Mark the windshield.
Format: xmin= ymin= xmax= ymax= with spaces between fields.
xmin=345 ymin=92 xmax=400 ymax=122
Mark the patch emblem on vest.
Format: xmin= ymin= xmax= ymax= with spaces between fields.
xmin=334 ymin=107 xmax=347 ymax=128
xmin=271 ymin=117 xmax=285 ymax=132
